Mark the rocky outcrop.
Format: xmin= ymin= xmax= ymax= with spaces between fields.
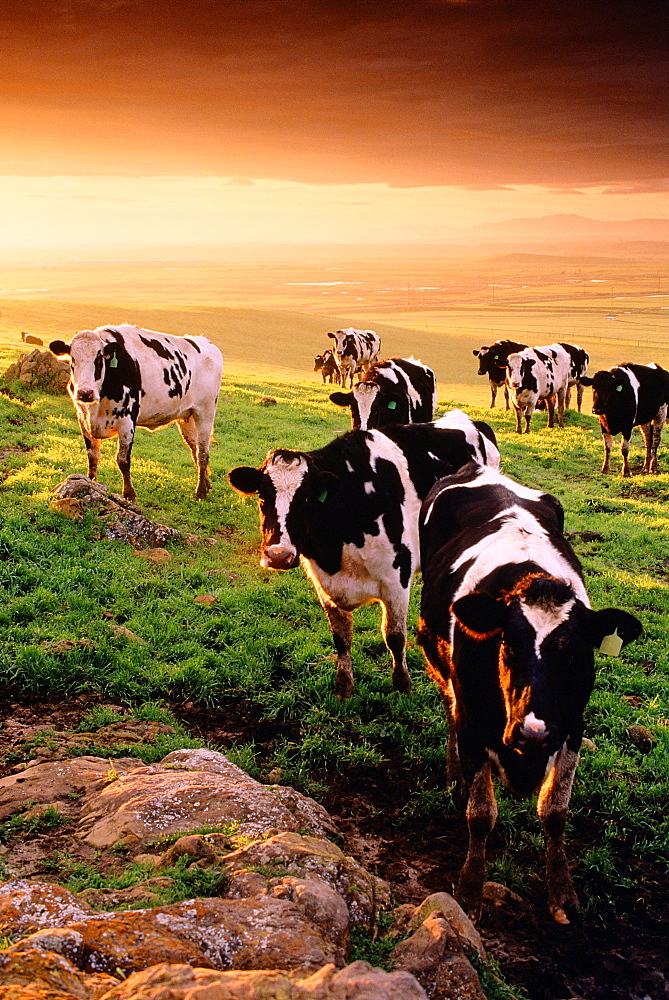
xmin=49 ymin=475 xmax=179 ymax=548
xmin=3 ymin=349 xmax=69 ymax=392
xmin=0 ymin=747 xmax=489 ymax=1000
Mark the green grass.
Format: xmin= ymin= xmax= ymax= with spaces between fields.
xmin=0 ymin=354 xmax=668 ymax=922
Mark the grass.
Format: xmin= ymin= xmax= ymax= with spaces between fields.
xmin=0 ymin=333 xmax=668 ymax=929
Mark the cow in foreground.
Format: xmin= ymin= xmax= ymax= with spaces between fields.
xmin=227 ymin=414 xmax=499 ymax=699
xmin=50 ymin=324 xmax=223 ymax=500
xmin=580 ymin=362 xmax=669 ymax=477
xmin=506 ymin=343 xmax=571 ymax=433
xmin=473 ymin=340 xmax=527 ymax=409
xmin=327 ymin=328 xmax=381 ymax=388
xmin=417 ymin=462 xmax=642 ymax=923
xmin=329 ymin=357 xmax=437 ymax=430
xmin=314 ymin=350 xmax=340 ymax=384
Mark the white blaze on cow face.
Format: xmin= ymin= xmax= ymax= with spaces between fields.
xmin=521 ymin=597 xmax=576 ymax=657
xmin=352 ymin=382 xmax=379 ymax=430
xmin=261 ymin=454 xmax=308 ymax=569
xmin=68 ymin=329 xmax=107 ymax=403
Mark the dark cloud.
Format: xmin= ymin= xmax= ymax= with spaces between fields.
xmin=0 ymin=0 xmax=666 ymax=186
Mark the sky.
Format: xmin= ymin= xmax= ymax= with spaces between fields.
xmin=0 ymin=0 xmax=667 ymax=246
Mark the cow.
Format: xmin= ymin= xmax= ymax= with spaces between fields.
xmin=314 ymin=350 xmax=340 ymax=384
xmin=327 ymin=328 xmax=381 ymax=388
xmin=559 ymin=342 xmax=590 ymax=412
xmin=227 ymin=414 xmax=500 ymax=700
xmin=329 ymin=357 xmax=437 ymax=431
xmin=417 ymin=461 xmax=642 ymax=924
xmin=49 ymin=324 xmax=223 ymax=501
xmin=505 ymin=343 xmax=571 ymax=433
xmin=473 ymin=340 xmax=527 ymax=409
xmin=580 ymin=362 xmax=669 ymax=477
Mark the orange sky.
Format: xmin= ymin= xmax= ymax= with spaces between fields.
xmin=1 ymin=0 xmax=667 ymax=244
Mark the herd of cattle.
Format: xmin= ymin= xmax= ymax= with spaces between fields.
xmin=49 ymin=323 xmax=653 ymax=925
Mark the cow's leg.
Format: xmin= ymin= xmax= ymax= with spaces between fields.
xmin=504 ymin=384 xmax=510 ymax=410
xmin=115 ymin=422 xmax=137 ymax=500
xmin=316 ymin=593 xmax=355 ymax=699
xmin=601 ymin=430 xmax=613 ymax=473
xmin=178 ymin=413 xmax=213 ymax=498
xmin=620 ymin=434 xmax=632 ymax=478
xmin=537 ymin=746 xmax=580 ymax=924
xmin=642 ymin=407 xmax=666 ymax=473
xmin=512 ymin=402 xmax=523 ymax=434
xmin=576 ymin=382 xmax=584 ymax=412
xmin=524 ymin=401 xmax=535 ymax=434
xmin=489 ymin=380 xmax=497 ymax=408
xmin=545 ymin=395 xmax=555 ymax=428
xmin=456 ymin=760 xmax=497 ymax=921
xmin=555 ymin=388 xmax=566 ymax=428
xmin=379 ymin=593 xmax=411 ymax=694
xmin=83 ymin=432 xmax=101 ymax=481
xmin=639 ymin=422 xmax=653 ymax=473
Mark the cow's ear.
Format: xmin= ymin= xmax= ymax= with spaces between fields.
xmin=579 ymin=376 xmax=594 ymax=386
xmin=585 ymin=608 xmax=643 ymax=650
xmin=309 ymin=470 xmax=340 ymax=504
xmin=452 ymin=593 xmax=506 ymax=637
xmin=329 ymin=391 xmax=352 ymax=407
xmin=227 ymin=466 xmax=265 ymax=496
xmin=327 ymin=331 xmax=336 ymax=340
xmin=472 ymin=350 xmax=480 ymax=357
xmin=49 ymin=340 xmax=71 ymax=356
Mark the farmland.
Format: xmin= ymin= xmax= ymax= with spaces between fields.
xmin=0 ymin=242 xmax=668 ymax=998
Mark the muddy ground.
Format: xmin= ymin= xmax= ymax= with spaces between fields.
xmin=1 ymin=697 xmax=667 ymax=1000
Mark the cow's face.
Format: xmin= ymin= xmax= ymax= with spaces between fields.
xmin=314 ymin=355 xmax=325 ymax=372
xmin=506 ymin=353 xmax=532 ymax=393
xmin=453 ymin=575 xmax=642 ymax=755
xmin=327 ymin=330 xmax=353 ymax=361
xmin=580 ymin=371 xmax=627 ymax=416
xmin=50 ymin=330 xmax=115 ymax=404
xmin=473 ymin=347 xmax=493 ymax=376
xmin=228 ymin=451 xmax=338 ymax=570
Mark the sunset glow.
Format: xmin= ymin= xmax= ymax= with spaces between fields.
xmin=0 ymin=0 xmax=666 ymax=248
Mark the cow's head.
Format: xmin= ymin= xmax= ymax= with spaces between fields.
xmin=579 ymin=370 xmax=629 ymax=416
xmin=50 ymin=329 xmax=118 ymax=404
xmin=314 ymin=355 xmax=325 ymax=372
xmin=327 ymin=330 xmax=354 ymax=361
xmin=228 ymin=450 xmax=339 ymax=570
xmin=473 ymin=346 xmax=495 ymax=376
xmin=452 ymin=574 xmax=642 ymax=756
xmin=331 ymin=382 xmax=407 ymax=431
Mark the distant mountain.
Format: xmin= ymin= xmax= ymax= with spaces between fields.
xmin=455 ymin=214 xmax=669 ymax=243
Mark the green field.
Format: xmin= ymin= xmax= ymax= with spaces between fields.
xmin=1 ymin=247 xmax=668 ymax=995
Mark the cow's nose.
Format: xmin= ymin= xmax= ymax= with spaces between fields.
xmin=515 ymin=716 xmax=552 ymax=750
xmin=76 ymin=388 xmax=98 ymax=403
xmin=261 ymin=545 xmax=298 ymax=570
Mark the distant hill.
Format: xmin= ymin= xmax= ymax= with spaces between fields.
xmin=453 ymin=214 xmax=669 ymax=244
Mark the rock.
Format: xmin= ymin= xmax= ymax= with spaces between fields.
xmin=156 ymin=834 xmax=219 ymax=869
xmin=222 ymin=831 xmax=390 ymax=928
xmin=396 ymin=892 xmax=485 ymax=959
xmin=0 ymin=880 xmax=95 ymax=937
xmin=193 ymin=594 xmax=218 ymax=605
xmin=3 ymin=349 xmax=69 ymax=392
xmin=391 ymin=912 xmax=487 ymax=1000
xmin=0 ymin=757 xmax=144 ymax=823
xmin=77 ymin=749 xmax=338 ymax=848
xmin=0 ymin=946 xmax=116 ymax=998
xmin=270 ymin=876 xmax=350 ymax=955
xmin=97 ymin=960 xmax=428 ymax=999
xmin=258 ymin=396 xmax=278 ymax=406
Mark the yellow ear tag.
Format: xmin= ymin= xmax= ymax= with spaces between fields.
xmin=599 ymin=629 xmax=623 ymax=656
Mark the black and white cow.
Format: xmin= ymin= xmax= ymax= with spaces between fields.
xmin=417 ymin=462 xmax=642 ymax=923
xmin=558 ymin=342 xmax=590 ymax=412
xmin=329 ymin=357 xmax=437 ymax=430
xmin=473 ymin=340 xmax=527 ymax=409
xmin=580 ymin=362 xmax=669 ymax=477
xmin=327 ymin=328 xmax=381 ymax=388
xmin=227 ymin=415 xmax=499 ymax=699
xmin=49 ymin=324 xmax=223 ymax=500
xmin=314 ymin=350 xmax=340 ymax=384
xmin=505 ymin=343 xmax=571 ymax=433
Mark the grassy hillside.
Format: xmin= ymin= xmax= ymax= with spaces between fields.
xmin=0 ymin=342 xmax=668 ymax=939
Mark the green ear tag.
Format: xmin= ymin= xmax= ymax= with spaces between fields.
xmin=317 ymin=490 xmax=328 ymax=503
xmin=600 ymin=629 xmax=623 ymax=656
xmin=616 ymin=384 xmax=623 ymax=392
xmin=109 ymin=354 xmax=118 ymax=369
xmin=387 ymin=400 xmax=397 ymax=410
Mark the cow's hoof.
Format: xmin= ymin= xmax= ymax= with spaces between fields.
xmin=334 ymin=676 xmax=355 ymax=700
